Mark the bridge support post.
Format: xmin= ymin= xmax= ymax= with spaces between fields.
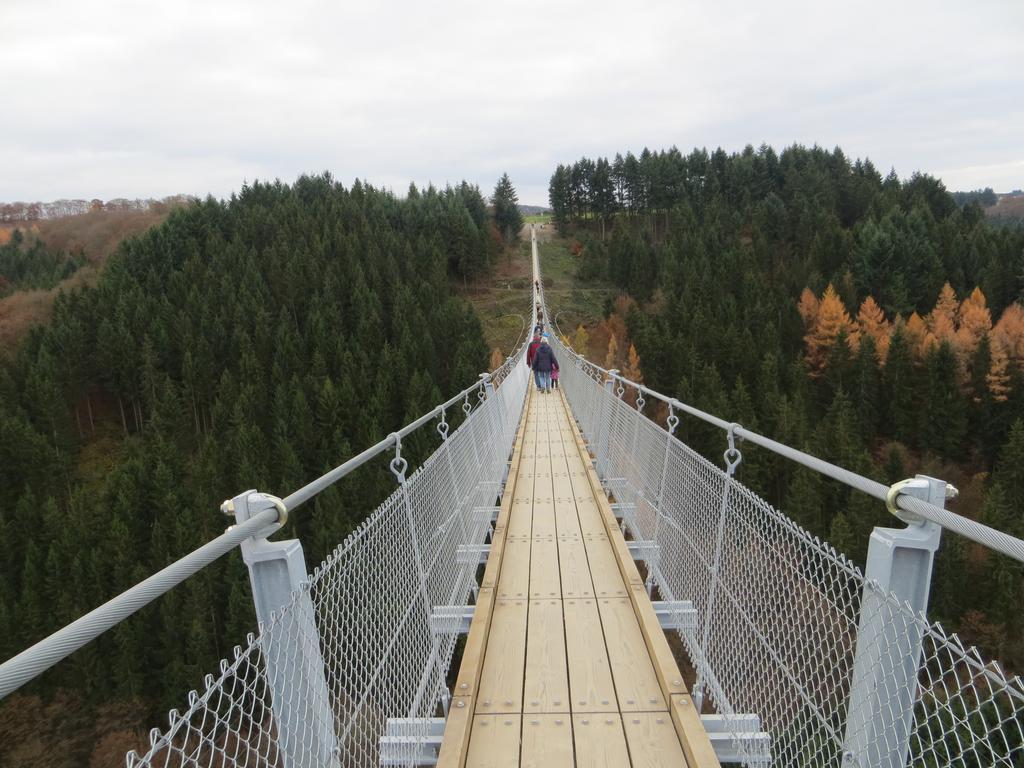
xmin=842 ymin=475 xmax=945 ymax=768
xmin=229 ymin=490 xmax=339 ymax=768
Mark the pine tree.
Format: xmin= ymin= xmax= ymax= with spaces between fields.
xmin=492 ymin=173 xmax=524 ymax=243
xmin=922 ymin=341 xmax=968 ymax=460
xmin=853 ymin=335 xmax=881 ymax=442
xmin=884 ymin=326 xmax=918 ymax=446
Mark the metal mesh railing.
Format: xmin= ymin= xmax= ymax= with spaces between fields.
xmin=128 ymin=356 xmax=530 ymax=768
xmin=548 ymin=330 xmax=1024 ymax=767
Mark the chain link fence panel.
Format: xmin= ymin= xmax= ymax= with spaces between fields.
xmin=549 ymin=332 xmax=1024 ymax=768
xmin=128 ymin=359 xmax=529 ymax=768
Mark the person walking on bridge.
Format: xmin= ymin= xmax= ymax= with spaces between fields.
xmin=526 ymin=333 xmax=542 ymax=387
xmin=531 ymin=335 xmax=558 ymax=393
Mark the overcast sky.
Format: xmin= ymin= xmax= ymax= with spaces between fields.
xmin=2 ymin=0 xmax=1022 ymax=206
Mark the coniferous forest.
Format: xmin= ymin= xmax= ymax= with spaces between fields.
xmin=0 ymin=175 xmax=494 ymax=764
xmin=3 ymin=146 xmax=1024 ymax=763
xmin=550 ymin=144 xmax=1024 ymax=671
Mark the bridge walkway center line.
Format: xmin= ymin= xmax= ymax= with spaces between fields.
xmin=437 ymin=386 xmax=720 ymax=767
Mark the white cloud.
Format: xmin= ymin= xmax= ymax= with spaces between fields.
xmin=1 ymin=0 xmax=1021 ymax=204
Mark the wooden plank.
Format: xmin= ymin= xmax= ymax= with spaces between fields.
xmin=436 ymin=696 xmax=474 ymax=768
xmin=520 ymin=714 xmax=574 ymax=768
xmin=572 ymin=713 xmax=632 ymax=768
xmin=556 ymin=536 xmax=594 ymax=599
xmin=629 ymin=583 xmax=691 ymax=701
xmin=573 ymin=496 xmax=607 ymax=536
xmin=563 ymin=598 xmax=617 ymax=713
xmin=622 ymin=712 xmax=690 ymax=767
xmin=528 ymin=536 xmax=560 ymax=599
xmin=530 ymin=498 xmax=557 ymax=538
xmin=506 ymin=497 xmax=533 ymax=540
xmin=597 ymin=597 xmax=666 ymax=712
xmin=496 ymin=540 xmax=531 ymax=599
xmin=524 ymin=599 xmax=570 ymax=713
xmin=477 ymin=597 xmax=528 ymax=714
xmin=670 ymin=695 xmax=722 ymax=768
xmin=553 ymin=498 xmax=583 ymax=538
xmin=452 ymin=587 xmax=496 ymax=696
xmin=465 ymin=714 xmax=521 ymax=768
xmin=557 ymin=392 xmax=718 ymax=763
xmin=440 ymin=389 xmax=532 ymax=768
xmin=583 ymin=536 xmax=628 ymax=598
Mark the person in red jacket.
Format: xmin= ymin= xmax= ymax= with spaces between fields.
xmin=526 ymin=334 xmax=542 ymax=389
xmin=526 ymin=334 xmax=541 ymax=367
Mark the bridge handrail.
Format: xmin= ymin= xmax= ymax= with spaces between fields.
xmin=548 ymin=313 xmax=1024 ymax=566
xmin=0 ymin=314 xmax=535 ymax=701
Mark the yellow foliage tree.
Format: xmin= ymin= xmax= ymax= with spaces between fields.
xmin=797 ymin=288 xmax=819 ymax=329
xmin=992 ymin=303 xmax=1024 ymax=365
xmin=604 ymin=333 xmax=620 ymax=370
xmin=988 ymin=337 xmax=1011 ymax=402
xmin=855 ymin=295 xmax=891 ymax=362
xmin=928 ymin=282 xmax=958 ymax=345
xmin=572 ymin=324 xmax=590 ymax=356
xmin=905 ymin=312 xmax=929 ymax=359
xmin=489 ymin=347 xmax=504 ymax=372
xmin=624 ymin=344 xmax=643 ymax=383
xmin=955 ymin=287 xmax=992 ymax=363
xmin=804 ymin=284 xmax=857 ymax=375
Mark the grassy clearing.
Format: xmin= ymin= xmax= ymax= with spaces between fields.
xmin=460 ymin=233 xmax=615 ymax=361
xmin=532 ymin=236 xmax=615 ymax=337
xmin=524 ymin=213 xmax=551 ymax=225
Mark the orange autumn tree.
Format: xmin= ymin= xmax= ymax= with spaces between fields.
xmin=992 ymin=303 xmax=1024 ymax=366
xmin=988 ymin=339 xmax=1011 ymax=402
xmin=571 ymin=324 xmax=590 ymax=356
xmin=905 ymin=312 xmax=929 ymax=359
xmin=927 ymin=282 xmax=958 ymax=347
xmin=797 ymin=288 xmax=819 ymax=328
xmin=855 ymin=296 xmax=891 ymax=362
xmin=489 ymin=347 xmax=504 ymax=372
xmin=955 ymin=287 xmax=992 ymax=363
xmin=604 ymin=333 xmax=620 ymax=370
xmin=624 ymin=343 xmax=643 ymax=383
xmin=801 ymin=284 xmax=858 ymax=376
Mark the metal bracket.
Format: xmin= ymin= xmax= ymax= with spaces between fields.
xmin=430 ymin=605 xmax=474 ymax=635
xmin=379 ymin=718 xmax=445 ymax=766
xmin=701 ymin=714 xmax=771 ymax=765
xmin=652 ymin=600 xmax=697 ymax=631
xmin=472 ymin=506 xmax=501 ymax=525
xmin=627 ymin=539 xmax=658 ymax=561
xmin=455 ymin=544 xmax=490 ymax=566
xmin=603 ymin=477 xmax=628 ymax=492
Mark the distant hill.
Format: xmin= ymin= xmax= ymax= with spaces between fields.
xmin=988 ymin=192 xmax=1024 ymax=223
xmin=0 ymin=206 xmax=185 ymax=352
xmin=0 ymin=195 xmax=195 ymax=223
xmin=519 ymin=204 xmax=549 ymax=215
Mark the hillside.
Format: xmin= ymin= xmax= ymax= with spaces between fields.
xmin=0 ymin=175 xmax=496 ymax=765
xmin=548 ymin=144 xmax=1024 ymax=671
xmin=0 ymin=207 xmax=180 ymax=353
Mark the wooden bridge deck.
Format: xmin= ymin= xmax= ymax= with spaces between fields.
xmin=437 ymin=387 xmax=720 ymax=767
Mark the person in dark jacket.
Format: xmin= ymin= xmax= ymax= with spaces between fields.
xmin=531 ymin=335 xmax=558 ymax=393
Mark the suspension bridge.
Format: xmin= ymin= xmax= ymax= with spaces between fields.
xmin=1 ymin=226 xmax=1023 ymax=767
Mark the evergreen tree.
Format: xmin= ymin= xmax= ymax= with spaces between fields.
xmin=491 ymin=173 xmax=524 ymax=243
xmin=922 ymin=341 xmax=968 ymax=460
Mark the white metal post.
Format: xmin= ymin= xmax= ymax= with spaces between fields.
xmin=842 ymin=475 xmax=945 ymax=768
xmin=229 ymin=490 xmax=339 ymax=768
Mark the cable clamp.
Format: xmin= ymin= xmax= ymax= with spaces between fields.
xmin=263 ymin=494 xmax=288 ymax=527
